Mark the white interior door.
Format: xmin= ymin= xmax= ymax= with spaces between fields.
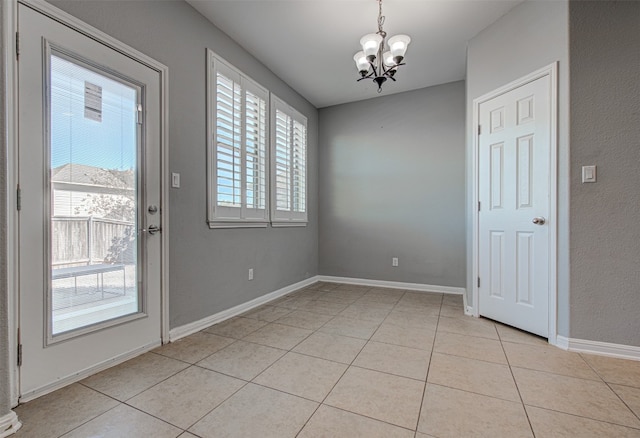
xmin=477 ymin=75 xmax=551 ymax=338
xmin=18 ymin=4 xmax=163 ymax=400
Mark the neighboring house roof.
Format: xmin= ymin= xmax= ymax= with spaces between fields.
xmin=52 ymin=164 xmax=134 ymax=189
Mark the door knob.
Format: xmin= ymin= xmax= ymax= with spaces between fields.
xmin=142 ymin=225 xmax=162 ymax=235
xmin=532 ymin=217 xmax=546 ymax=225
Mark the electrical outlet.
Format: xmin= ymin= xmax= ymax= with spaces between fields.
xmin=248 ymin=268 xmax=254 ymax=280
xmin=392 ymin=257 xmax=399 ymax=267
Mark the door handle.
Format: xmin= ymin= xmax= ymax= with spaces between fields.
xmin=532 ymin=217 xmax=546 ymax=225
xmin=142 ymin=225 xmax=162 ymax=235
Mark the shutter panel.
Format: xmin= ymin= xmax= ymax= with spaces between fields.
xmin=207 ymin=51 xmax=269 ymax=227
xmin=292 ymin=120 xmax=306 ymax=213
xmin=242 ymin=81 xmax=268 ymax=220
xmin=274 ymin=109 xmax=291 ymax=212
xmin=244 ymin=91 xmax=264 ymax=209
xmin=270 ymin=96 xmax=307 ymax=225
xmin=216 ymin=71 xmax=241 ymax=210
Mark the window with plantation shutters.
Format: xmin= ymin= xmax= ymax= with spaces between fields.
xmin=271 ymin=96 xmax=308 ymax=226
xmin=207 ymin=51 xmax=269 ymax=228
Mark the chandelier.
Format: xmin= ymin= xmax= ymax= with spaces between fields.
xmin=353 ymin=0 xmax=411 ymax=93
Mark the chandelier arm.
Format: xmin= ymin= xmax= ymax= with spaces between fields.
xmin=369 ymin=61 xmax=379 ymax=78
xmin=357 ymin=71 xmax=375 ymax=81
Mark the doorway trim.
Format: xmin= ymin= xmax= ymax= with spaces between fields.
xmin=4 ymin=0 xmax=170 ymax=405
xmin=471 ymin=63 xmax=558 ymax=345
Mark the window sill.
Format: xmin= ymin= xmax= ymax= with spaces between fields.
xmin=271 ymin=222 xmax=307 ymax=228
xmin=208 ymin=221 xmax=269 ymax=229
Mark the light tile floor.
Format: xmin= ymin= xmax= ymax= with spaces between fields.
xmin=14 ymin=282 xmax=640 ymax=437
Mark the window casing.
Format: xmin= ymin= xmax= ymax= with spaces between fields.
xmin=270 ymin=96 xmax=308 ymax=226
xmin=207 ymin=51 xmax=269 ymax=228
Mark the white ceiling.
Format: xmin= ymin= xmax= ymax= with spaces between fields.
xmin=187 ymin=0 xmax=523 ymax=108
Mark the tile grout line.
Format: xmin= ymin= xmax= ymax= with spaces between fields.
xmin=430 ymin=349 xmax=509 ymax=366
xmin=497 ymin=326 xmax=537 ymax=438
xmin=52 ymin=395 xmax=124 ymax=438
xmin=295 ymin=287 xmax=411 ymax=436
xmin=178 ymin=286 xmax=327 ymax=436
xmin=413 ymin=293 xmax=443 ymax=435
xmin=520 ymin=403 xmax=640 ymax=431
xmin=292 ymin=323 xmax=371 ymax=436
xmin=78 ymin=349 xmax=247 ymax=436
xmin=579 ymin=353 xmax=640 ymax=425
xmin=77 ymin=355 xmax=189 ymax=404
xmin=176 ymin=377 xmax=250 ymax=434
xmin=60 ymin=392 xmax=184 ymax=438
xmin=507 ymin=363 xmax=622 ymax=383
xmin=243 ymin=287 xmax=364 ymax=436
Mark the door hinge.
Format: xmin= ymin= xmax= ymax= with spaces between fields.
xmin=17 ymin=185 xmax=21 ymax=211
xmin=15 ymin=32 xmax=19 ymax=60
xmin=478 ymin=201 xmax=481 ymax=212
xmin=477 ymin=277 xmax=481 ymax=288
xmin=478 ymin=125 xmax=481 ymax=135
xmin=137 ymin=104 xmax=143 ymax=125
xmin=17 ymin=343 xmax=22 ymax=367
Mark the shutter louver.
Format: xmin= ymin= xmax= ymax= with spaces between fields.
xmin=216 ymin=72 xmax=242 ymax=208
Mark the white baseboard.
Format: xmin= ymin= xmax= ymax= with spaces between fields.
xmin=556 ymin=335 xmax=640 ymax=361
xmin=554 ymin=335 xmax=569 ymax=349
xmin=169 ymin=276 xmax=318 ymax=342
xmin=0 ymin=411 xmax=21 ymax=438
xmin=463 ymin=293 xmax=475 ymax=316
xmin=317 ymin=275 xmax=466 ymax=295
xmin=19 ymin=340 xmax=160 ymax=403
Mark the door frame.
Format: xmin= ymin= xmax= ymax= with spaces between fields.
xmin=471 ymin=63 xmax=558 ymax=345
xmin=3 ymin=0 xmax=170 ymax=405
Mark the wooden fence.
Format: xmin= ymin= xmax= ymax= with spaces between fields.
xmin=52 ymin=216 xmax=135 ymax=267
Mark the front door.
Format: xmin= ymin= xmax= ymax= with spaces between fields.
xmin=18 ymin=4 xmax=163 ymax=399
xmin=477 ymin=75 xmax=551 ymax=338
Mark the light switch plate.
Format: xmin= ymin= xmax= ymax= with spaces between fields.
xmin=172 ymin=172 xmax=181 ymax=188
xmin=582 ymin=165 xmax=596 ymax=183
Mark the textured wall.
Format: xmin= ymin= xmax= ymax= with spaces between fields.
xmin=318 ymin=82 xmax=466 ymax=287
xmin=466 ymin=1 xmax=570 ymax=335
xmin=0 ymin=0 xmax=10 ymax=417
xmin=51 ymin=1 xmax=319 ymax=329
xmin=569 ymin=1 xmax=640 ymax=346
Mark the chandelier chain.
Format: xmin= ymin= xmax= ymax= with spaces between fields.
xmin=377 ymin=0 xmax=385 ymax=34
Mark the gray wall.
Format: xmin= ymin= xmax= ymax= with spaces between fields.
xmin=318 ymin=82 xmax=466 ymax=288
xmin=466 ymin=1 xmax=570 ymax=336
xmin=50 ymin=1 xmax=319 ymax=328
xmin=569 ymin=1 xmax=640 ymax=346
xmin=0 ymin=0 xmax=11 ymax=417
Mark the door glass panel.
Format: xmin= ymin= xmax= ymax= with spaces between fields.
xmin=49 ymin=53 xmax=140 ymax=336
